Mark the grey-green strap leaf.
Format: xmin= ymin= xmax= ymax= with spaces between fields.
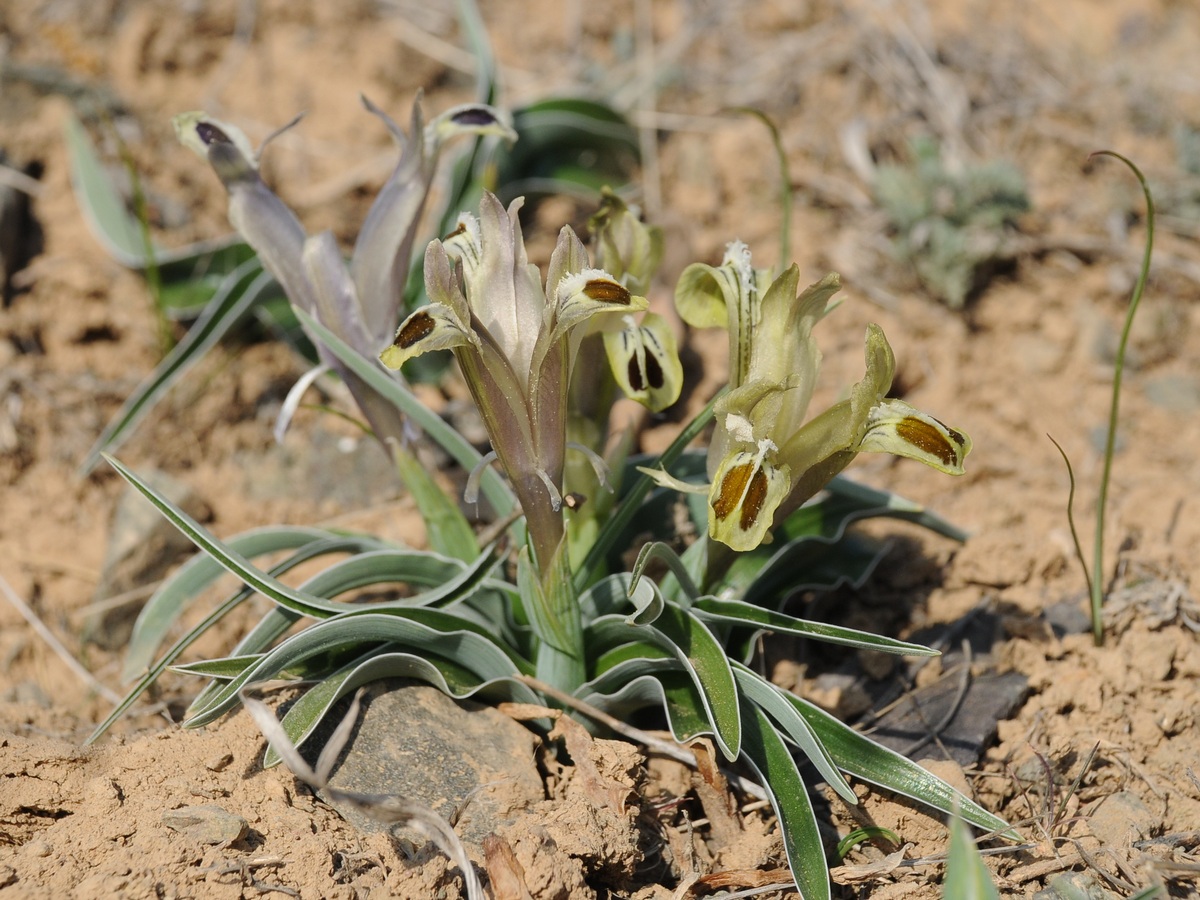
xmin=94 ymin=535 xmax=374 ymax=745
xmin=694 ymin=597 xmax=938 ymax=657
xmin=629 ymin=542 xmax=699 ymax=611
xmin=788 ymin=692 xmax=1012 ymax=837
xmin=264 ymin=649 xmax=540 ymax=767
xmin=184 ymin=610 xmax=528 ymax=727
xmin=121 ymin=525 xmax=367 ymax=682
xmin=732 ymin=662 xmax=856 ymax=806
xmin=649 ymin=603 xmax=740 ymax=761
xmin=81 ymin=260 xmax=274 ymax=475
xmin=104 ymin=455 xmax=499 ymax=621
xmin=738 ymin=702 xmax=831 ymax=900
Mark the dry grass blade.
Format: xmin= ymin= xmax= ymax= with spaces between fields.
xmin=240 ymin=685 xmax=485 ymax=900
xmin=0 ymin=571 xmax=123 ymax=706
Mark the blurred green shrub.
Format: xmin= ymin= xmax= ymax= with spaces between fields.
xmin=874 ymin=137 xmax=1029 ymax=308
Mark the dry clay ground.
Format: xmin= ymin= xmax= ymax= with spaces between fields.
xmin=2 ymin=1 xmax=1200 ymax=897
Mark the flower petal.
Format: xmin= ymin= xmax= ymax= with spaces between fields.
xmin=750 ymin=268 xmax=839 ymax=425
xmin=174 ymin=111 xmax=316 ymax=317
xmin=350 ymin=96 xmax=428 ymax=347
xmin=588 ymin=188 xmax=663 ymax=296
xmin=858 ymin=399 xmax=972 ymax=474
xmin=466 ymin=193 xmax=545 ymax=384
xmin=708 ymin=439 xmax=791 ymax=552
xmin=674 ymin=241 xmax=771 ymax=388
xmin=380 ymin=303 xmax=473 ymax=369
xmin=552 ymin=269 xmax=647 ymax=341
xmin=601 ymin=313 xmax=683 ymax=412
xmin=427 ymin=103 xmax=517 ymax=147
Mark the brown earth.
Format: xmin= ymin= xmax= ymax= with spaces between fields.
xmin=2 ymin=0 xmax=1199 ymax=897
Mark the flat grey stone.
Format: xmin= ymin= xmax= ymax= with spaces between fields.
xmin=234 ymin=427 xmax=400 ymax=509
xmin=866 ymin=669 xmax=1028 ymax=767
xmin=1143 ymin=374 xmax=1200 ymax=412
xmin=1087 ymin=790 xmax=1158 ymax=846
xmin=316 ymin=680 xmax=544 ymax=853
xmin=161 ymin=804 xmax=247 ymax=846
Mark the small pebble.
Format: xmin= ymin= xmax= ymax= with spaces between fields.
xmin=162 ymin=804 xmax=248 ymax=846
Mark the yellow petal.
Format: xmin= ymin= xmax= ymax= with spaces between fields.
xmin=707 ymin=440 xmax=790 ymax=552
xmin=858 ymin=399 xmax=972 ymax=474
xmin=602 ymin=313 xmax=683 ymax=412
xmin=380 ymin=303 xmax=472 ymax=369
xmin=549 ymin=269 xmax=648 ymax=346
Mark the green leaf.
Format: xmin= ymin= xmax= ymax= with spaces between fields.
xmin=173 ymin=655 xmax=262 ymax=678
xmin=121 ymin=526 xmax=371 ymax=683
xmin=694 ymin=597 xmax=938 ymax=657
xmin=392 ymin=442 xmax=479 ymax=562
xmin=104 ymin=456 xmax=499 ymax=622
xmin=578 ymin=573 xmax=636 ymax=620
xmin=577 ymin=390 xmax=722 ymax=591
xmin=732 ymin=663 xmax=856 ymax=805
xmin=629 ymin=542 xmax=700 ymax=609
xmin=184 ymin=609 xmax=530 ymax=727
xmin=836 ymin=826 xmax=900 ymax=860
xmin=788 ymin=693 xmax=1012 ymax=837
xmin=576 ymin=666 xmax=712 ymax=745
xmin=738 ymin=702 xmax=830 ymax=900
xmin=294 ymin=308 xmax=516 ymax=518
xmin=590 ymin=640 xmax=673 ymax=675
xmin=523 ymin=542 xmax=586 ymax=691
xmin=263 ymin=649 xmax=540 ymax=767
xmin=820 ymin=475 xmax=967 ymax=542
xmin=490 ymin=98 xmax=639 ymax=206
xmin=944 ymin=811 xmax=1000 ymax=900
xmin=731 ymin=530 xmax=889 ymax=609
xmin=92 ymin=534 xmax=377 ymax=745
xmin=81 ymin=261 xmax=276 ymax=474
xmin=650 ymin=603 xmax=741 ymax=761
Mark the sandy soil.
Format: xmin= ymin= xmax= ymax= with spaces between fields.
xmin=2 ymin=0 xmax=1199 ymax=897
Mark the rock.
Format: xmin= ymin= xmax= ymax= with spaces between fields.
xmin=317 ymin=680 xmax=545 ymax=854
xmin=1043 ymin=599 xmax=1093 ymax=637
xmin=85 ymin=468 xmax=211 ymax=650
xmin=1034 ymin=871 xmax=1121 ymax=899
xmin=1087 ymin=790 xmax=1158 ymax=846
xmin=1143 ymin=374 xmax=1200 ymax=413
xmin=868 ymin=670 xmax=1028 ymax=767
xmin=234 ymin=427 xmax=400 ymax=509
xmin=161 ymin=804 xmax=247 ymax=846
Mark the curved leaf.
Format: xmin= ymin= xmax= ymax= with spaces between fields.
xmin=738 ymin=703 xmax=830 ymax=900
xmin=104 ymin=456 xmax=500 ymax=622
xmin=576 ymin=666 xmax=712 ymax=746
xmin=185 ymin=609 xmax=530 ymax=727
xmin=264 ymin=649 xmax=540 ymax=767
xmin=121 ymin=526 xmax=372 ymax=682
xmin=733 ymin=663 xmax=855 ymax=805
xmin=694 ymin=597 xmax=938 ymax=657
xmin=629 ymin=542 xmax=699 ymax=610
xmin=92 ymin=534 xmax=378 ymax=744
xmin=788 ymin=693 xmax=1012 ymax=837
xmin=637 ymin=603 xmax=741 ymax=761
